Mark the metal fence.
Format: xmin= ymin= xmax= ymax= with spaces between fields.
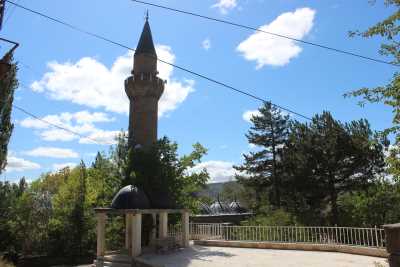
xmin=189 ymin=223 xmax=386 ymax=249
xmin=168 ymin=224 xmax=182 ymax=239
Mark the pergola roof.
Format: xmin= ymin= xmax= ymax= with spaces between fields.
xmin=94 ymin=208 xmax=189 ymax=215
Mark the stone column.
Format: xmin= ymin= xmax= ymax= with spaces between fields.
xmin=384 ymin=223 xmax=400 ymax=267
xmin=131 ymin=214 xmax=142 ymax=257
xmin=181 ymin=211 xmax=190 ymax=247
xmin=159 ymin=212 xmax=168 ymax=239
xmin=125 ymin=214 xmax=133 ymax=251
xmin=96 ymin=213 xmax=107 ymax=257
xmin=150 ymin=213 xmax=157 ymax=244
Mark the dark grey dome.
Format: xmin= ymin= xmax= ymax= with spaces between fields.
xmin=111 ymin=185 xmax=151 ymax=209
xmin=229 ymin=200 xmax=247 ymax=214
xmin=210 ymin=200 xmax=231 ymax=214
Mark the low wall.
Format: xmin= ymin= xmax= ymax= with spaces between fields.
xmin=194 ymin=240 xmax=388 ymax=258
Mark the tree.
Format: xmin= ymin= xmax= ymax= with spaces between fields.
xmin=235 ymin=102 xmax=290 ymax=209
xmin=345 ymin=1 xmax=399 ymax=179
xmin=90 ymin=152 xmax=120 ymax=206
xmin=0 ymin=52 xmax=18 ymax=174
xmin=0 ymin=180 xmax=20 ymax=258
xmin=283 ymin=112 xmax=385 ymax=225
xmin=124 ymin=136 xmax=209 ymax=210
xmin=338 ymin=179 xmax=400 ymax=227
xmin=71 ymin=161 xmax=87 ymax=256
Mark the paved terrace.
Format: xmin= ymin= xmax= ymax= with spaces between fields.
xmin=139 ymin=245 xmax=388 ymax=267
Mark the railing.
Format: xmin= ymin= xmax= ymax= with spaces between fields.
xmin=189 ymin=223 xmax=386 ymax=249
xmin=168 ymin=224 xmax=182 ymax=239
xmin=190 ymin=223 xmax=224 ymax=241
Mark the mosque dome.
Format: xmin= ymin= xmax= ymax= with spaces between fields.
xmin=111 ymin=185 xmax=151 ymax=209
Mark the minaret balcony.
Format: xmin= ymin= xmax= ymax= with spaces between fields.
xmin=124 ymin=75 xmax=165 ymax=100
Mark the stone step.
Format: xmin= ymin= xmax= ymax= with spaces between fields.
xmin=93 ymin=260 xmax=132 ymax=267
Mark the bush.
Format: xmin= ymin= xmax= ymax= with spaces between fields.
xmin=242 ymin=208 xmax=298 ymax=226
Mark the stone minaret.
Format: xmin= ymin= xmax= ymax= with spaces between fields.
xmin=125 ymin=16 xmax=165 ymax=149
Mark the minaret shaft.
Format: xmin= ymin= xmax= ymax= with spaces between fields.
xmin=125 ymin=19 xmax=164 ymax=149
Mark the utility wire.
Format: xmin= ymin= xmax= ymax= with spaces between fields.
xmin=3 ymin=0 xmax=18 ymax=26
xmin=129 ymin=0 xmax=398 ymax=68
xmin=5 ymin=0 xmax=313 ymax=120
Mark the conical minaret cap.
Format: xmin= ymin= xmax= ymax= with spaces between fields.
xmin=135 ymin=16 xmax=157 ymax=57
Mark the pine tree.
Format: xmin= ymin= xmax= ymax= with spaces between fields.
xmin=283 ymin=112 xmax=385 ymax=224
xmin=235 ymin=102 xmax=290 ymax=209
xmin=0 ymin=52 xmax=18 ymax=174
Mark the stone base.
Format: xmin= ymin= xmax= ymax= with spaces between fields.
xmin=95 ymin=254 xmax=161 ymax=267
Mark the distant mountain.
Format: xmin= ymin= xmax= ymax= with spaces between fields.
xmin=197 ymin=181 xmax=239 ymax=199
xmin=197 ymin=182 xmax=225 ymax=198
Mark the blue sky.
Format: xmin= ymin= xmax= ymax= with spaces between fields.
xmin=2 ymin=0 xmax=396 ymax=183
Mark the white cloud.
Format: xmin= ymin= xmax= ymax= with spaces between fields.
xmin=31 ymin=45 xmax=194 ymax=118
xmin=53 ymin=162 xmax=77 ymax=171
xmin=5 ymin=156 xmax=41 ymax=172
xmin=20 ymin=111 xmax=118 ymax=145
xmin=190 ymin=160 xmax=236 ymax=183
xmin=249 ymin=143 xmax=257 ymax=149
xmin=24 ymin=147 xmax=79 ymax=159
xmin=243 ymin=109 xmax=261 ymax=122
xmin=79 ymin=130 xmax=122 ymax=145
xmin=212 ymin=0 xmax=238 ymax=14
xmin=237 ymin=7 xmax=316 ymax=68
xmin=39 ymin=129 xmax=77 ymax=142
xmin=202 ymin=38 xmax=211 ymax=50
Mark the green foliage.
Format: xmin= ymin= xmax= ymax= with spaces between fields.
xmin=236 ymin=106 xmax=386 ymax=226
xmin=119 ymin=135 xmax=209 ymax=210
xmin=0 ymin=180 xmax=24 ymax=256
xmin=235 ymin=102 xmax=290 ymax=210
xmin=345 ymin=1 xmax=400 ymax=180
xmin=282 ymin=112 xmax=385 ymax=225
xmin=242 ymin=209 xmax=298 ymax=226
xmin=338 ymin=179 xmax=400 ymax=227
xmin=0 ymin=54 xmax=18 ymax=174
xmin=0 ymin=134 xmax=208 ymax=261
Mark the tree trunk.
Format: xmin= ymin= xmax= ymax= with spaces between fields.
xmin=255 ymin=188 xmax=262 ymax=211
xmin=270 ymin=121 xmax=280 ymax=208
xmin=328 ymin=175 xmax=339 ymax=225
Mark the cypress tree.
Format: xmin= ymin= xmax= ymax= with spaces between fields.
xmin=0 ymin=52 xmax=18 ymax=174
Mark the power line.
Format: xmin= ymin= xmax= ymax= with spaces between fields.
xmin=3 ymin=0 xmax=18 ymax=26
xmin=12 ymin=103 xmax=114 ymax=146
xmin=129 ymin=0 xmax=399 ymax=68
xmin=5 ymin=0 xmax=313 ymax=121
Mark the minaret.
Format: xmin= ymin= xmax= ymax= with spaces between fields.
xmin=125 ymin=15 xmax=165 ymax=149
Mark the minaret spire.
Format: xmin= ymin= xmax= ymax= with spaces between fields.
xmin=134 ymin=14 xmax=156 ymax=57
